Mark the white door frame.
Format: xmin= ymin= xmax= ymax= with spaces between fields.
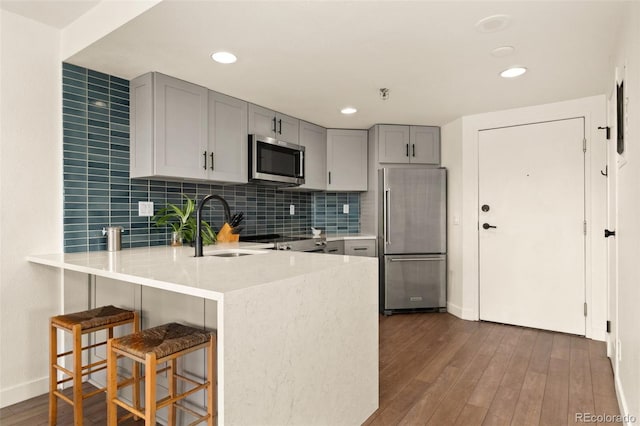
xmin=457 ymin=96 xmax=607 ymax=340
xmin=606 ymin=66 xmax=623 ymax=369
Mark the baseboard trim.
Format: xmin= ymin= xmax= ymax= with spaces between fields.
xmin=590 ymin=329 xmax=606 ymax=342
xmin=0 ymin=376 xmax=48 ymax=409
xmin=614 ymin=373 xmax=633 ymax=426
xmin=446 ymin=302 xmax=476 ymax=321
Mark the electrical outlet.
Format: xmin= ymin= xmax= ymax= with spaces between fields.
xmin=290 ymin=204 xmax=295 ymax=215
xmin=343 ymin=204 xmax=349 ymax=214
xmin=138 ymin=201 xmax=154 ymax=217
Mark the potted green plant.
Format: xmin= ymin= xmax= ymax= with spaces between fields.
xmin=152 ymin=194 xmax=216 ymax=246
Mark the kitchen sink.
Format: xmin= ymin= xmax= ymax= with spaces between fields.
xmin=206 ymin=249 xmax=270 ymax=258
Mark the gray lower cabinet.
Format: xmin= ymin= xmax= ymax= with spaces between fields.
xmin=324 ymin=240 xmax=345 ymax=255
xmin=344 ymin=239 xmax=376 ymax=257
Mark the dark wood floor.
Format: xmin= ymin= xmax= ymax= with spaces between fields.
xmin=1 ymin=313 xmax=620 ymax=425
xmin=0 ymin=381 xmax=144 ymax=426
xmin=364 ymin=313 xmax=621 ymax=426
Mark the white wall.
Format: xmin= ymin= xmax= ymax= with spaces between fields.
xmin=610 ymin=2 xmax=640 ymax=421
xmin=61 ymin=0 xmax=160 ymax=60
xmin=0 ymin=4 xmax=157 ymax=408
xmin=440 ymin=118 xmax=463 ymax=317
xmin=442 ymin=95 xmax=608 ymax=341
xmin=0 ymin=10 xmax=63 ymax=407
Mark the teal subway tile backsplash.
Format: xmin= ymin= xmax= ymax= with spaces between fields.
xmin=62 ymin=63 xmax=359 ymax=253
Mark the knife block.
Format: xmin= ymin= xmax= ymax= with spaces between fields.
xmin=217 ymin=223 xmax=239 ymax=243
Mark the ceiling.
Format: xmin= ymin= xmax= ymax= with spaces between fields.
xmin=0 ymin=0 xmax=99 ymax=29
xmin=64 ymin=2 xmax=628 ymax=127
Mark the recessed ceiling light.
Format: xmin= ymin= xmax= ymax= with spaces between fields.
xmin=341 ymin=107 xmax=357 ymax=115
xmin=475 ymin=14 xmax=511 ymax=33
xmin=500 ymin=67 xmax=527 ymax=78
xmin=211 ymin=51 xmax=237 ymax=64
xmin=491 ymin=46 xmax=515 ymax=57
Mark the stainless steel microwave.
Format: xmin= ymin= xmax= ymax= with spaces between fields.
xmin=249 ymin=134 xmax=305 ymax=186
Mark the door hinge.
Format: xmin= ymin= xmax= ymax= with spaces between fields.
xmin=606 ymin=320 xmax=611 ymax=333
xmin=583 ymin=138 xmax=587 ymax=153
xmin=584 ymin=302 xmax=588 ymax=317
xmin=583 ymin=221 xmax=587 ymax=235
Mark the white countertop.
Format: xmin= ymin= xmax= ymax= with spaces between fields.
xmin=27 ymin=242 xmax=376 ymax=301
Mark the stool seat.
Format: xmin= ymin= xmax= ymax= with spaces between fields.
xmin=51 ymin=305 xmax=135 ymax=331
xmin=112 ymin=322 xmax=211 ymax=360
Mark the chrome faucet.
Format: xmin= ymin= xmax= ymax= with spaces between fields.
xmin=195 ymin=194 xmax=231 ymax=257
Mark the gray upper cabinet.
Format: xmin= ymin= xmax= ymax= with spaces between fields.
xmin=378 ymin=125 xmax=411 ymax=163
xmin=326 ymin=129 xmax=368 ymax=191
xmin=377 ymin=124 xmax=440 ymax=164
xmin=131 ymin=72 xmax=209 ymax=180
xmin=130 ymin=72 xmax=247 ymax=183
xmin=410 ymin=126 xmax=440 ymax=164
xmin=298 ymin=121 xmax=327 ymax=191
xmin=248 ymin=103 xmax=299 ymax=144
xmin=208 ymin=92 xmax=248 ymax=183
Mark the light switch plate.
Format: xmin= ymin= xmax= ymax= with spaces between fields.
xmin=138 ymin=201 xmax=154 ymax=217
xmin=289 ymin=204 xmax=295 ymax=215
xmin=343 ymin=204 xmax=349 ymax=214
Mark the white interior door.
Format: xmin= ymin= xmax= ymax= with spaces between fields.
xmin=479 ymin=118 xmax=585 ymax=335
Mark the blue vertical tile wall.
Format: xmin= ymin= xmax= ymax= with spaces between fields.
xmin=312 ymin=192 xmax=360 ymax=234
xmin=62 ymin=63 xmax=360 ymax=253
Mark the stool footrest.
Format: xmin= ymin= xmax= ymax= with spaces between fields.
xmin=52 ymin=390 xmax=74 ymax=406
xmin=57 ymin=340 xmax=108 ymax=358
xmin=156 ymin=380 xmax=209 ymax=410
xmin=113 ymin=398 xmax=145 ymax=419
xmin=54 ymin=360 xmax=107 ymax=384
xmin=175 ymin=402 xmax=210 ymax=425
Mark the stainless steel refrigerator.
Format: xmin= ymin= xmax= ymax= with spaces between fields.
xmin=378 ymin=167 xmax=447 ymax=314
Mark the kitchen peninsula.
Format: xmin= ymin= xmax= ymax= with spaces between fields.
xmin=28 ymin=243 xmax=378 ymax=425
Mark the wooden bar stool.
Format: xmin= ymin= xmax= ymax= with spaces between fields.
xmin=49 ymin=305 xmax=139 ymax=426
xmin=106 ymin=322 xmax=216 ymax=425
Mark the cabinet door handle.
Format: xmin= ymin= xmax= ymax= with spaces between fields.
xmin=389 ymin=257 xmax=443 ymax=262
xmin=272 ymin=117 xmax=277 ymax=133
xmin=210 ymin=152 xmax=214 ymax=170
xmin=203 ymin=151 xmax=207 ymax=170
xmin=353 ymin=247 xmax=368 ymax=251
xmin=328 ymin=171 xmax=332 ymax=185
xmin=412 ymin=144 xmax=415 ymax=157
xmin=278 ymin=119 xmax=282 ymax=134
xmin=406 ymin=144 xmax=409 ymax=157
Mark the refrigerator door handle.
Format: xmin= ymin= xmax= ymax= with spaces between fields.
xmin=384 ymin=188 xmax=391 ymax=244
xmin=389 ymin=257 xmax=443 ymax=262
